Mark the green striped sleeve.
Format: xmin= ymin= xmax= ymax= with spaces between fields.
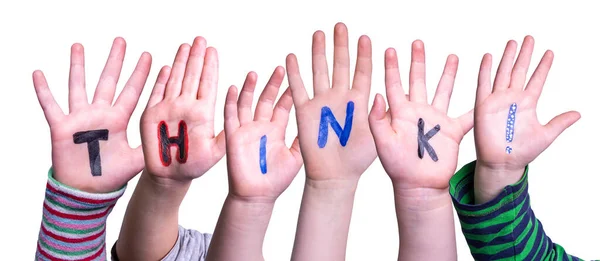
xmin=449 ymin=160 xmax=592 ymax=261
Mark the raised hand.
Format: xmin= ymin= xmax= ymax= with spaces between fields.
xmin=224 ymin=67 xmax=303 ymax=200
xmin=32 ymin=38 xmax=151 ymax=193
xmin=140 ymin=37 xmax=225 ymax=183
xmin=369 ymin=41 xmax=473 ymax=191
xmin=286 ymin=23 xmax=376 ymax=182
xmin=287 ymin=23 xmax=376 ymax=261
xmin=368 ymin=41 xmax=471 ymax=261
xmin=473 ymin=36 xmax=580 ymax=203
xmin=206 ymin=67 xmax=303 ymax=261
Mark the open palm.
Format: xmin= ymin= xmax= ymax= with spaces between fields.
xmin=474 ymin=36 xmax=580 ymax=171
xmin=140 ymin=37 xmax=225 ymax=182
xmin=369 ymin=42 xmax=473 ymax=190
xmin=286 ymin=23 xmax=376 ymax=181
xmin=33 ymin=38 xmax=151 ymax=193
xmin=224 ymin=67 xmax=303 ymax=200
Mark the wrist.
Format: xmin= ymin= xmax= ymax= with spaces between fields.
xmin=139 ymin=171 xmax=191 ymax=209
xmin=305 ymin=177 xmax=359 ymax=192
xmin=392 ymin=185 xmax=452 ymax=212
xmin=48 ymin=167 xmax=127 ymax=198
xmin=145 ymin=171 xmax=192 ymax=193
xmin=301 ymin=178 xmax=358 ymax=211
xmin=474 ymin=162 xmax=525 ymax=204
xmin=221 ymin=193 xmax=275 ymax=230
xmin=393 ymin=186 xmax=457 ymax=261
xmin=226 ymin=193 xmax=277 ymax=209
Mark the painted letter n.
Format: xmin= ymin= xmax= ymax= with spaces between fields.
xmin=317 ymin=101 xmax=355 ymax=148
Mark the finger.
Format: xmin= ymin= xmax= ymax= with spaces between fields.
xmin=409 ymin=40 xmax=427 ymax=103
xmin=544 ymin=111 xmax=581 ymax=144
xmin=129 ymin=145 xmax=145 ymax=178
xmin=457 ymin=108 xmax=474 ymax=135
xmin=68 ymin=43 xmax=88 ymax=112
xmin=146 ymin=66 xmax=171 ymax=108
xmin=369 ymin=94 xmax=396 ymax=142
xmin=525 ymin=50 xmax=554 ymax=101
xmin=332 ymin=22 xmax=350 ymax=91
xmin=254 ymin=66 xmax=285 ymax=121
xmin=289 ymin=136 xmax=303 ymax=164
xmin=114 ymin=52 xmax=152 ymax=117
xmin=271 ymin=87 xmax=293 ymax=127
xmin=432 ymin=54 xmax=459 ymax=113
xmin=197 ymin=47 xmax=219 ymax=107
xmin=492 ymin=40 xmax=517 ymax=92
xmin=475 ymin=53 xmax=493 ymax=107
xmin=351 ymin=35 xmax=373 ymax=102
xmin=32 ymin=70 xmax=65 ymax=125
xmin=285 ymin=54 xmax=309 ymax=106
xmin=368 ymin=93 xmax=387 ymax=122
xmin=224 ymin=85 xmax=240 ymax=134
xmin=312 ymin=31 xmax=330 ymax=96
xmin=384 ymin=48 xmax=406 ymax=120
xmin=509 ymin=36 xmax=535 ymax=91
xmin=238 ymin=72 xmax=257 ymax=125
xmin=164 ymin=44 xmax=191 ymax=99
xmin=181 ymin=36 xmax=207 ymax=97
xmin=213 ymin=130 xmax=227 ymax=163
xmin=93 ymin=37 xmax=126 ymax=105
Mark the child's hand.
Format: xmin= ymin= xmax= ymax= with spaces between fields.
xmin=224 ymin=67 xmax=303 ymax=201
xmin=473 ymin=36 xmax=580 ymax=202
xmin=286 ymin=23 xmax=376 ymax=182
xmin=369 ymin=41 xmax=473 ymax=191
xmin=140 ymin=37 xmax=225 ymax=184
xmin=33 ymin=38 xmax=151 ymax=193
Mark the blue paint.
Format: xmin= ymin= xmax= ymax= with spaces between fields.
xmin=317 ymin=101 xmax=355 ymax=148
xmin=505 ymin=103 xmax=517 ymax=154
xmin=259 ymin=135 xmax=267 ymax=174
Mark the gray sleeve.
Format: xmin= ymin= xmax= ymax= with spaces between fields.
xmin=161 ymin=226 xmax=213 ymax=261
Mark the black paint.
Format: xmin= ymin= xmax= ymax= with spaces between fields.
xmin=417 ymin=118 xmax=440 ymax=162
xmin=73 ymin=129 xmax=109 ymax=176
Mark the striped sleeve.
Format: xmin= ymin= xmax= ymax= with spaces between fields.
xmin=36 ymin=168 xmax=126 ymax=261
xmin=449 ymin=161 xmax=588 ymax=261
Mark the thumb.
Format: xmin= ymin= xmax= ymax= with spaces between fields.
xmin=368 ymin=94 xmax=388 ymax=122
xmin=213 ymin=130 xmax=227 ymax=162
xmin=544 ymin=111 xmax=581 ymax=143
xmin=369 ymin=94 xmax=394 ymax=141
xmin=289 ymin=136 xmax=303 ymax=165
xmin=127 ymin=145 xmax=145 ymax=180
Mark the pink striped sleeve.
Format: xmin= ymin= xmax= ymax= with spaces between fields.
xmin=36 ymin=168 xmax=126 ymax=261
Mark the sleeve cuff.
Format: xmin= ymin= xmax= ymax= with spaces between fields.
xmin=449 ymin=160 xmax=529 ymax=218
xmin=36 ymin=167 xmax=126 ymax=260
xmin=46 ymin=168 xmax=126 ymax=207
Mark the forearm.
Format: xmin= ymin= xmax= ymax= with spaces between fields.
xmin=206 ymin=194 xmax=274 ymax=261
xmin=36 ymin=169 xmax=124 ymax=260
xmin=291 ymin=179 xmax=358 ymax=261
xmin=116 ymin=171 xmax=190 ymax=261
xmin=452 ymin=161 xmax=586 ymax=260
xmin=393 ymin=186 xmax=457 ymax=261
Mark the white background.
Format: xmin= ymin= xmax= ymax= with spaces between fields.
xmin=0 ymin=0 xmax=598 ymax=260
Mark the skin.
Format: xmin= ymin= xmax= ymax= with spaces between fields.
xmin=32 ymin=37 xmax=151 ymax=193
xmin=369 ymin=41 xmax=473 ymax=261
xmin=473 ymin=36 xmax=580 ymax=204
xmin=286 ymin=23 xmax=377 ymax=261
xmin=117 ymin=37 xmax=226 ymax=261
xmin=206 ymin=67 xmax=303 ymax=261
